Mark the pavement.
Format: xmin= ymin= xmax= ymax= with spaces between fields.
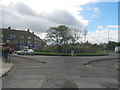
xmin=0 ymin=57 xmax=14 ymax=77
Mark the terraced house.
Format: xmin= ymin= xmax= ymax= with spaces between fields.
xmin=1 ymin=27 xmax=46 ymax=50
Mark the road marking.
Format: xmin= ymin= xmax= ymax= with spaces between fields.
xmin=32 ymin=66 xmax=41 ymax=67
xmin=87 ymin=65 xmax=116 ymax=70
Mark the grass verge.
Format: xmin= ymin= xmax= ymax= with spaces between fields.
xmin=34 ymin=52 xmax=108 ymax=56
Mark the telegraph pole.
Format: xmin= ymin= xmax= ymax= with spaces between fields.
xmin=107 ymin=29 xmax=109 ymax=53
xmin=84 ymin=27 xmax=87 ymax=43
xmin=108 ymin=29 xmax=109 ymax=43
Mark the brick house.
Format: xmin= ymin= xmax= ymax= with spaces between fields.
xmin=1 ymin=27 xmax=46 ymax=50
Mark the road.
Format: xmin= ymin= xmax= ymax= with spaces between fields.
xmin=2 ymin=53 xmax=119 ymax=88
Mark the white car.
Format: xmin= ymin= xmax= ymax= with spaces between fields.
xmin=16 ymin=49 xmax=35 ymax=55
xmin=115 ymin=46 xmax=120 ymax=53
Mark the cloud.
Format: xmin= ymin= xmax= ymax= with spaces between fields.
xmin=80 ymin=20 xmax=91 ymax=26
xmin=15 ymin=2 xmax=37 ymax=16
xmin=45 ymin=10 xmax=82 ymax=27
xmin=86 ymin=27 xmax=119 ymax=43
xmin=1 ymin=0 xmax=98 ymax=28
xmin=0 ymin=2 xmax=84 ymax=33
xmin=107 ymin=25 xmax=120 ymax=28
xmin=97 ymin=26 xmax=103 ymax=29
xmin=86 ymin=25 xmax=119 ymax=43
xmin=82 ymin=6 xmax=100 ymax=19
xmin=91 ymin=7 xmax=100 ymax=18
xmin=97 ymin=0 xmax=119 ymax=2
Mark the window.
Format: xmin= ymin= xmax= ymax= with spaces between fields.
xmin=12 ymin=35 xmax=16 ymax=38
xmin=20 ymin=36 xmax=24 ymax=39
xmin=28 ymin=36 xmax=31 ymax=39
xmin=34 ymin=38 xmax=37 ymax=40
xmin=14 ymin=40 xmax=18 ymax=43
xmin=28 ymin=40 xmax=31 ymax=44
xmin=24 ymin=49 xmax=28 ymax=51
xmin=21 ymin=40 xmax=24 ymax=43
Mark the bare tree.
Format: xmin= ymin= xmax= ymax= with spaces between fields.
xmin=46 ymin=25 xmax=82 ymax=52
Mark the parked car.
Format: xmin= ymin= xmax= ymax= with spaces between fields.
xmin=16 ymin=49 xmax=35 ymax=55
xmin=115 ymin=46 xmax=120 ymax=53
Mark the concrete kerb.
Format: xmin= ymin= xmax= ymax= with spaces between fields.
xmin=12 ymin=55 xmax=47 ymax=63
xmin=114 ymin=63 xmax=119 ymax=70
xmin=0 ymin=59 xmax=14 ymax=77
xmin=35 ymin=53 xmax=109 ymax=56
xmin=82 ymin=58 xmax=119 ymax=70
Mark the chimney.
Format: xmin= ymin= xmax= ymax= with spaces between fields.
xmin=8 ymin=27 xmax=11 ymax=29
xmin=27 ymin=29 xmax=29 ymax=32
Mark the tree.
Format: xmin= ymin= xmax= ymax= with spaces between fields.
xmin=107 ymin=41 xmax=117 ymax=51
xmin=68 ymin=28 xmax=82 ymax=45
xmin=116 ymin=42 xmax=120 ymax=46
xmin=46 ymin=25 xmax=69 ymax=45
xmin=46 ymin=25 xmax=82 ymax=52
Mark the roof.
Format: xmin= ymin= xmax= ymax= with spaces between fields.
xmin=1 ymin=28 xmax=39 ymax=38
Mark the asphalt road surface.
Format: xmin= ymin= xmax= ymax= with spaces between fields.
xmin=2 ymin=53 xmax=119 ymax=88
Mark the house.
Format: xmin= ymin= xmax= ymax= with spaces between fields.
xmin=1 ymin=27 xmax=46 ymax=50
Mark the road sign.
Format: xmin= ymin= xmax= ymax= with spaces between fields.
xmin=8 ymin=35 xmax=12 ymax=40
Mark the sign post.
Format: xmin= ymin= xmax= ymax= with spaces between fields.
xmin=7 ymin=35 xmax=12 ymax=62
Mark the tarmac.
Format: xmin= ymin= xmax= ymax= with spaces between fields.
xmin=0 ymin=57 xmax=14 ymax=77
xmin=0 ymin=54 xmax=118 ymax=78
xmin=2 ymin=55 xmax=119 ymax=88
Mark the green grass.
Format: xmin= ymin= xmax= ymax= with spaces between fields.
xmin=35 ymin=52 xmax=108 ymax=56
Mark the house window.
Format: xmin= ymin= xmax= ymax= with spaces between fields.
xmin=14 ymin=40 xmax=18 ymax=43
xmin=21 ymin=40 xmax=24 ymax=43
xmin=34 ymin=38 xmax=37 ymax=40
xmin=28 ymin=40 xmax=31 ymax=44
xmin=12 ymin=35 xmax=16 ymax=38
xmin=20 ymin=36 xmax=24 ymax=39
xmin=28 ymin=36 xmax=31 ymax=39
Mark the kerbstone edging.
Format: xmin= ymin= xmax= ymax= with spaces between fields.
xmin=82 ymin=58 xmax=119 ymax=70
xmin=0 ymin=60 xmax=14 ymax=77
xmin=114 ymin=63 xmax=119 ymax=70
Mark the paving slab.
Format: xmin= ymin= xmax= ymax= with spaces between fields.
xmin=0 ymin=58 xmax=13 ymax=77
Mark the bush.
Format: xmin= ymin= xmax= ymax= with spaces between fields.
xmin=33 ymin=44 xmax=102 ymax=53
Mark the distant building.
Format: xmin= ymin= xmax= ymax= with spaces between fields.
xmin=1 ymin=27 xmax=46 ymax=50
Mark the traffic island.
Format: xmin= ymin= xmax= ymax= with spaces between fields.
xmin=34 ymin=52 xmax=108 ymax=56
xmin=82 ymin=58 xmax=119 ymax=70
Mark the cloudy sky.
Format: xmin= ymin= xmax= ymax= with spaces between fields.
xmin=0 ymin=0 xmax=119 ymax=43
